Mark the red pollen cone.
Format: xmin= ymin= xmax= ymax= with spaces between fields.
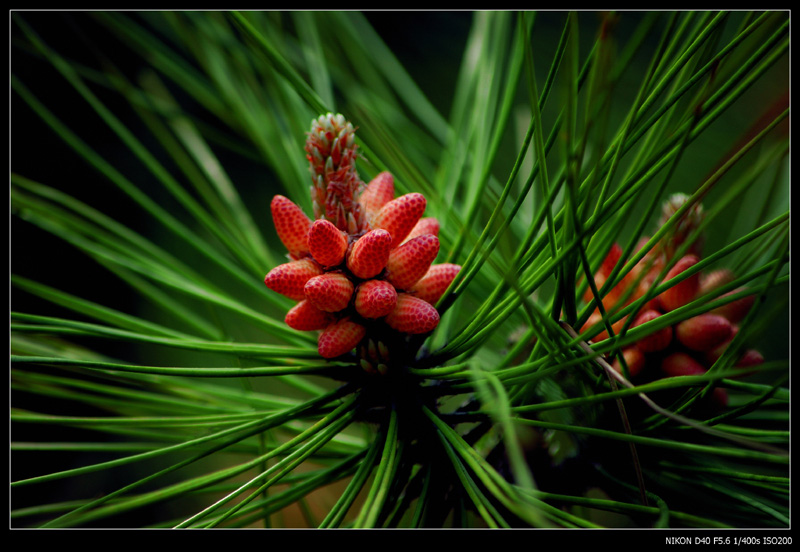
xmin=271 ymin=195 xmax=312 ymax=259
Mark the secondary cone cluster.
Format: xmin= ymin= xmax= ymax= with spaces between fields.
xmin=581 ymin=194 xmax=762 ymax=408
xmin=264 ymin=113 xmax=461 ymax=361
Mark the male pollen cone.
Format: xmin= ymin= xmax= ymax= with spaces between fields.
xmin=384 ymin=293 xmax=440 ymax=334
xmin=304 ymin=272 xmax=354 ymax=313
xmin=271 ymin=195 xmax=312 ymax=259
xmin=285 ymin=300 xmax=336 ymax=331
xmin=372 ymin=193 xmax=427 ymax=248
xmin=385 ymin=234 xmax=440 ymax=291
xmin=355 ymin=279 xmax=398 ymax=319
xmin=318 ymin=318 xmax=367 ymax=358
xmin=347 ymin=229 xmax=393 ymax=279
xmin=359 ymin=172 xmax=395 ymax=223
xmin=264 ymin=258 xmax=323 ymax=301
xmin=307 ymin=219 xmax=348 ymax=268
xmin=409 ymin=263 xmax=461 ymax=305
xmin=659 ymin=255 xmax=700 ymax=312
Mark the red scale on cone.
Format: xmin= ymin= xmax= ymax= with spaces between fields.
xmin=263 ymin=113 xmax=462 ymax=364
xmin=285 ymin=300 xmax=336 ymax=331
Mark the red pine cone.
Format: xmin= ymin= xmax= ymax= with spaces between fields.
xmin=307 ymin=219 xmax=348 ymax=268
xmin=385 ymin=234 xmax=440 ymax=291
xmin=264 ymin=258 xmax=323 ymax=301
xmin=347 ymin=229 xmax=393 ymax=279
xmin=285 ymin=300 xmax=336 ymax=331
xmin=410 ymin=263 xmax=461 ymax=305
xmin=304 ymin=272 xmax=354 ymax=313
xmin=384 ymin=293 xmax=440 ymax=334
xmin=318 ymin=318 xmax=367 ymax=359
xmin=659 ymin=255 xmax=700 ymax=312
xmin=372 ymin=193 xmax=427 ymax=248
xmin=355 ymin=279 xmax=398 ymax=319
xmin=271 ymin=195 xmax=312 ymax=259
xmin=265 ymin=115 xmax=464 ymax=363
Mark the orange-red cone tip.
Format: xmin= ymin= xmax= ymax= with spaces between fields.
xmin=403 ymin=217 xmax=440 ymax=245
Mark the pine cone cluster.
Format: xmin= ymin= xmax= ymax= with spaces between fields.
xmin=582 ymin=194 xmax=762 ymax=407
xmin=264 ymin=114 xmax=461 ymax=363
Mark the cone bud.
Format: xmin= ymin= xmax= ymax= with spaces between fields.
xmin=270 ymin=195 xmax=312 ymax=258
xmin=355 ymin=279 xmax=398 ymax=319
xmin=347 ymin=229 xmax=393 ymax=279
xmin=410 ymin=263 xmax=461 ymax=305
xmin=318 ymin=318 xmax=367 ymax=358
xmin=612 ymin=347 xmax=645 ymax=378
xmin=675 ymin=313 xmax=733 ymax=352
xmin=372 ymin=193 xmax=427 ymax=248
xmin=385 ymin=234 xmax=440 ymax=290
xmin=709 ymin=288 xmax=756 ymax=324
xmin=659 ymin=255 xmax=700 ymax=312
xmin=307 ymin=219 xmax=348 ymax=268
xmin=384 ymin=293 xmax=440 ymax=334
xmin=264 ymin=258 xmax=323 ymax=301
xmin=403 ymin=217 xmax=440 ymax=244
xmin=661 ymin=352 xmax=707 ymax=377
xmin=285 ymin=300 xmax=336 ymax=331
xmin=359 ymin=172 xmax=395 ymax=223
xmin=304 ymin=272 xmax=354 ymax=312
xmin=631 ymin=309 xmax=673 ymax=353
